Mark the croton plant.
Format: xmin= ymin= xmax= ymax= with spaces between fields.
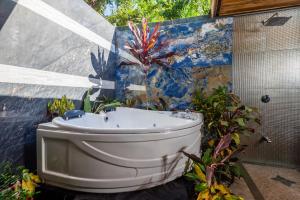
xmin=124 ymin=18 xmax=176 ymax=108
xmin=184 ymin=86 xmax=261 ymax=200
xmin=124 ymin=18 xmax=175 ymax=72
xmin=0 ymin=162 xmax=41 ymax=200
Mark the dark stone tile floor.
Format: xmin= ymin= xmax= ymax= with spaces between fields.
xmin=37 ymin=177 xmax=196 ymax=200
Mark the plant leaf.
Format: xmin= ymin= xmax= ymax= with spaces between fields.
xmin=181 ymin=151 xmax=203 ymax=163
xmin=213 ymin=134 xmax=231 ymax=158
xmin=184 ymin=172 xmax=199 ymax=181
xmin=230 ymin=164 xmax=243 ymax=178
xmin=197 ymin=189 xmax=210 ymax=200
xmin=231 ymin=133 xmax=240 ymax=145
xmin=235 ymin=118 xmax=246 ymax=127
xmin=195 ymin=183 xmax=208 ymax=192
xmin=83 ymin=90 xmax=92 ymax=113
xmin=202 ymin=148 xmax=213 ymax=165
xmin=195 ymin=164 xmax=206 ymax=182
xmin=206 ymin=165 xmax=216 ymax=187
xmin=208 ymin=139 xmax=215 ymax=147
xmin=213 ymin=183 xmax=230 ymax=195
xmin=220 ymin=120 xmax=229 ymax=127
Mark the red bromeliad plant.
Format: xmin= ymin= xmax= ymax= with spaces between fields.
xmin=124 ymin=18 xmax=175 ymax=73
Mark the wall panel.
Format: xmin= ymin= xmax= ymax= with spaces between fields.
xmin=233 ymin=8 xmax=300 ymax=167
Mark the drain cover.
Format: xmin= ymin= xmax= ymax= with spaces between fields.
xmin=271 ymin=175 xmax=296 ymax=187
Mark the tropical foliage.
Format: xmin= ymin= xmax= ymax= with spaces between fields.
xmin=123 ymin=18 xmax=175 ymax=108
xmin=84 ymin=0 xmax=114 ymax=14
xmin=124 ymin=18 xmax=175 ymax=72
xmin=183 ymin=86 xmax=261 ymax=199
xmin=0 ymin=162 xmax=41 ymax=200
xmin=47 ymin=95 xmax=75 ymax=118
xmin=83 ymin=90 xmax=121 ymax=113
xmin=183 ymin=135 xmax=244 ymax=200
xmin=86 ymin=0 xmax=211 ymax=26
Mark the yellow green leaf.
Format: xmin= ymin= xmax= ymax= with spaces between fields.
xmin=232 ymin=133 xmax=240 ymax=145
xmin=195 ymin=164 xmax=206 ymax=182
xmin=208 ymin=139 xmax=215 ymax=147
xmin=226 ymin=148 xmax=233 ymax=156
xmin=197 ymin=189 xmax=210 ymax=200
xmin=235 ymin=118 xmax=246 ymax=127
xmin=213 ymin=183 xmax=230 ymax=195
xmin=22 ymin=179 xmax=35 ymax=193
xmin=208 ymin=122 xmax=214 ymax=128
xmin=30 ymin=174 xmax=41 ymax=183
xmin=224 ymin=194 xmax=244 ymax=200
xmin=212 ymin=193 xmax=222 ymax=200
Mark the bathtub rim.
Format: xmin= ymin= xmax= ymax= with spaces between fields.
xmin=38 ymin=122 xmax=202 ymax=142
xmin=51 ymin=107 xmax=203 ymax=134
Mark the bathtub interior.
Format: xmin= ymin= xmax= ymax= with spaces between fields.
xmin=52 ymin=107 xmax=202 ymax=132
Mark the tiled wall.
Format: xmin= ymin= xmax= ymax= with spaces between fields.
xmin=115 ymin=17 xmax=233 ymax=110
xmin=233 ymin=8 xmax=300 ymax=167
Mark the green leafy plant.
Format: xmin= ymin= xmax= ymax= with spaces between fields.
xmin=183 ymin=86 xmax=260 ymax=199
xmin=124 ymin=97 xmax=138 ymax=108
xmin=84 ymin=0 xmax=114 ymax=14
xmin=83 ymin=90 xmax=121 ymax=113
xmin=183 ymin=135 xmax=244 ymax=200
xmin=47 ymin=95 xmax=75 ymax=118
xmin=0 ymin=162 xmax=41 ymax=200
xmin=192 ymin=86 xmax=260 ymax=140
xmin=97 ymin=0 xmax=211 ymax=26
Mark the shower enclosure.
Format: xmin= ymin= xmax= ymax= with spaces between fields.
xmin=233 ymin=8 xmax=300 ymax=199
xmin=233 ymin=8 xmax=300 ymax=168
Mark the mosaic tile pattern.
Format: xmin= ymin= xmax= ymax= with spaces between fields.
xmin=116 ymin=17 xmax=233 ymax=109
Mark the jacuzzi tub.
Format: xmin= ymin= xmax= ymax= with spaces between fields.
xmin=37 ymin=107 xmax=203 ymax=193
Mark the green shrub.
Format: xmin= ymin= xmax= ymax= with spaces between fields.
xmin=183 ymin=86 xmax=261 ymax=199
xmin=47 ymin=95 xmax=75 ymax=117
xmin=83 ymin=90 xmax=121 ymax=113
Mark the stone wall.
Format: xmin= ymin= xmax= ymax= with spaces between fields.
xmin=0 ymin=0 xmax=118 ymax=168
xmin=115 ymin=16 xmax=233 ymax=110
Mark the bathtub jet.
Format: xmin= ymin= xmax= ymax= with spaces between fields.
xmin=37 ymin=107 xmax=203 ymax=193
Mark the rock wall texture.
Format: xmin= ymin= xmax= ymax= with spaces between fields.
xmin=0 ymin=0 xmax=117 ymax=168
xmin=115 ymin=17 xmax=233 ymax=110
xmin=1 ymin=0 xmax=231 ymax=169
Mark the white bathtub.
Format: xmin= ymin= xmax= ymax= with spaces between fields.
xmin=37 ymin=107 xmax=203 ymax=193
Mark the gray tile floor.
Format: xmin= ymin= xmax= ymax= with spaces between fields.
xmin=230 ymin=163 xmax=300 ymax=200
xmin=231 ymin=177 xmax=255 ymax=200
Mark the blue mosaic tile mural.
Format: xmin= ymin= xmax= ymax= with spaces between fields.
xmin=116 ymin=17 xmax=233 ymax=110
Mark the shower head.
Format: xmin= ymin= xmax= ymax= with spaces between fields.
xmin=262 ymin=13 xmax=292 ymax=26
